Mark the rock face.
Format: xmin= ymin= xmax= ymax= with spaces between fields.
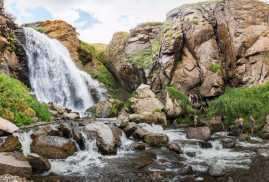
xmin=87 ymin=99 xmax=124 ymax=118
xmin=84 ymin=122 xmax=117 ymax=155
xmin=0 ymin=117 xmax=19 ymax=136
xmin=28 ymin=155 xmax=51 ymax=171
xmin=186 ymin=127 xmax=211 ymax=140
xmin=105 ymin=0 xmax=269 ymax=98
xmin=0 ymin=135 xmax=21 ymax=152
xmin=0 ymin=152 xmax=32 ymax=178
xmin=249 ymin=143 xmax=269 ymax=182
xmin=31 ymin=136 xmax=76 ymax=159
xmin=165 ymin=92 xmax=182 ymax=118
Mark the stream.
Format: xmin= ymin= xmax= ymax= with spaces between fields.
xmin=10 ymin=122 xmax=264 ymax=182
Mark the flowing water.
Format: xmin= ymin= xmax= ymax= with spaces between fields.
xmin=23 ymin=28 xmax=106 ymax=112
xmin=11 ymin=123 xmax=264 ymax=182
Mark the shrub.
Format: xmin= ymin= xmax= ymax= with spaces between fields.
xmin=209 ymin=63 xmax=223 ymax=74
xmin=129 ymin=49 xmax=153 ymax=69
xmin=207 ymin=82 xmax=269 ymax=133
xmin=0 ymin=73 xmax=51 ymax=126
xmin=30 ymin=25 xmax=45 ymax=34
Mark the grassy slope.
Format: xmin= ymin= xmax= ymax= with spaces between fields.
xmin=0 ymin=73 xmax=51 ymax=126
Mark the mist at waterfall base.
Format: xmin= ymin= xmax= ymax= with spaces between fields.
xmin=14 ymin=124 xmax=263 ymax=182
xmin=23 ymin=28 xmax=106 ymax=112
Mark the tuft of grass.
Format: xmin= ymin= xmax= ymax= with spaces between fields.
xmin=209 ymin=63 xmax=223 ymax=74
xmin=78 ymin=41 xmax=97 ymax=65
xmin=165 ymin=29 xmax=174 ymax=37
xmin=138 ymin=22 xmax=163 ymax=27
xmin=128 ymin=49 xmax=153 ymax=69
xmin=152 ymin=39 xmax=160 ymax=53
xmin=30 ymin=25 xmax=45 ymax=34
xmin=191 ymin=20 xmax=199 ymax=25
xmin=0 ymin=73 xmax=51 ymax=126
xmin=207 ymin=82 xmax=269 ymax=134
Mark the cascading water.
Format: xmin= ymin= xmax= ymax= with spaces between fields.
xmin=23 ymin=27 xmax=106 ymax=112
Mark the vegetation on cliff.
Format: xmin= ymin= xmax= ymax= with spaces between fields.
xmin=0 ymin=73 xmax=51 ymax=126
xmin=128 ymin=49 xmax=153 ymax=69
xmin=207 ymin=82 xmax=269 ymax=135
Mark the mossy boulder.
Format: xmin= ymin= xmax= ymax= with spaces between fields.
xmin=86 ymin=98 xmax=124 ymax=118
xmin=0 ymin=135 xmax=21 ymax=152
xmin=145 ymin=133 xmax=169 ymax=147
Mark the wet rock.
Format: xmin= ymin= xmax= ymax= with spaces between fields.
xmin=208 ymin=163 xmax=225 ymax=177
xmin=186 ymin=127 xmax=211 ymax=140
xmin=248 ymin=143 xmax=269 ymax=182
xmin=48 ymin=102 xmax=65 ymax=114
xmin=221 ymin=140 xmax=235 ymax=148
xmin=63 ymin=112 xmax=80 ymax=120
xmin=59 ymin=123 xmax=72 ymax=138
xmin=31 ymin=124 xmax=59 ymax=139
xmin=132 ymin=128 xmax=151 ymax=141
xmin=129 ymin=142 xmax=147 ymax=150
xmin=31 ymin=136 xmax=76 ymax=159
xmin=123 ymin=122 xmax=137 ymax=138
xmin=86 ymin=99 xmax=124 ymax=118
xmin=167 ymin=143 xmax=181 ymax=154
xmin=198 ymin=141 xmax=212 ymax=149
xmin=129 ymin=112 xmax=167 ymax=126
xmin=148 ymin=171 xmax=165 ymax=181
xmin=144 ymin=133 xmax=169 ymax=147
xmin=0 ymin=135 xmax=21 ymax=152
xmin=0 ymin=117 xmax=19 ymax=136
xmin=135 ymin=159 xmax=154 ymax=169
xmin=28 ymin=155 xmax=51 ymax=171
xmin=72 ymin=128 xmax=84 ymax=149
xmin=84 ymin=122 xmax=117 ymax=155
xmin=0 ymin=174 xmax=31 ymax=182
xmin=179 ymin=165 xmax=193 ymax=175
xmin=239 ymin=134 xmax=249 ymax=141
xmin=110 ymin=126 xmax=122 ymax=146
xmin=0 ymin=152 xmax=32 ymax=178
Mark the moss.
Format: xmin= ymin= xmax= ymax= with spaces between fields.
xmin=209 ymin=63 xmax=223 ymax=74
xmin=165 ymin=29 xmax=174 ymax=37
xmin=153 ymin=108 xmax=162 ymax=113
xmin=128 ymin=49 xmax=153 ymax=69
xmin=152 ymin=39 xmax=160 ymax=53
xmin=0 ymin=73 xmax=51 ymax=126
xmin=145 ymin=136 xmax=152 ymax=145
xmin=78 ymin=41 xmax=97 ymax=65
xmin=30 ymin=25 xmax=45 ymax=34
xmin=191 ymin=20 xmax=199 ymax=25
xmin=138 ymin=22 xmax=163 ymax=27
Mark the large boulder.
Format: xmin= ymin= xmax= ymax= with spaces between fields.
xmin=248 ymin=143 xmax=269 ymax=182
xmin=200 ymin=117 xmax=222 ymax=133
xmin=123 ymin=122 xmax=137 ymax=138
xmin=0 ymin=152 xmax=32 ymax=178
xmin=208 ymin=163 xmax=225 ymax=177
xmin=262 ymin=117 xmax=269 ymax=139
xmin=129 ymin=112 xmax=167 ymax=126
xmin=186 ymin=127 xmax=211 ymax=140
xmin=84 ymin=122 xmax=117 ymax=155
xmin=31 ymin=124 xmax=59 ymax=139
xmin=59 ymin=123 xmax=72 ymax=138
xmin=110 ymin=126 xmax=122 ymax=146
xmin=165 ymin=92 xmax=182 ymax=118
xmin=167 ymin=143 xmax=182 ymax=154
xmin=28 ymin=155 xmax=51 ymax=171
xmin=132 ymin=128 xmax=151 ymax=141
xmin=72 ymin=128 xmax=83 ymax=149
xmin=144 ymin=133 xmax=169 ymax=147
xmin=0 ymin=117 xmax=19 ymax=136
xmin=86 ymin=99 xmax=124 ymax=118
xmin=31 ymin=136 xmax=76 ymax=159
xmin=0 ymin=174 xmax=31 ymax=182
xmin=0 ymin=135 xmax=21 ymax=152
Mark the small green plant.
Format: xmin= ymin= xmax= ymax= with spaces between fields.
xmin=191 ymin=20 xmax=199 ymax=25
xmin=145 ymin=136 xmax=152 ymax=145
xmin=209 ymin=63 xmax=223 ymax=74
xmin=165 ymin=29 xmax=174 ymax=37
xmin=152 ymin=39 xmax=160 ymax=52
xmin=30 ymin=25 xmax=45 ymax=34
xmin=153 ymin=108 xmax=162 ymax=113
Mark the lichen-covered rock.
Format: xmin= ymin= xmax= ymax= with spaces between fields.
xmin=84 ymin=122 xmax=117 ymax=155
xmin=0 ymin=152 xmax=32 ymax=178
xmin=86 ymin=99 xmax=124 ymax=118
xmin=28 ymin=155 xmax=51 ymax=171
xmin=31 ymin=136 xmax=76 ymax=159
xmin=186 ymin=127 xmax=211 ymax=140
xmin=0 ymin=135 xmax=21 ymax=152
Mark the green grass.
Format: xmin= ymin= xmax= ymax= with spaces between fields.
xmin=191 ymin=20 xmax=199 ymax=25
xmin=166 ymin=87 xmax=196 ymax=116
xmin=209 ymin=63 xmax=223 ymax=74
xmin=128 ymin=49 xmax=153 ymax=69
xmin=152 ymin=40 xmax=160 ymax=52
xmin=0 ymin=73 xmax=51 ymax=126
xmin=30 ymin=25 xmax=45 ymax=34
xmin=78 ymin=41 xmax=97 ymax=65
xmin=138 ymin=22 xmax=163 ymax=27
xmin=207 ymin=82 xmax=269 ymax=134
xmin=165 ymin=29 xmax=174 ymax=38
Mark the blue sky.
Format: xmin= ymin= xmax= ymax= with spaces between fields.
xmin=5 ymin=0 xmax=269 ymax=43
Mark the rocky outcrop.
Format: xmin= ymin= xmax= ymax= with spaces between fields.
xmin=84 ymin=122 xmax=117 ymax=155
xmin=186 ymin=127 xmax=211 ymax=140
xmin=31 ymin=136 xmax=76 ymax=159
xmin=86 ymin=99 xmax=124 ymax=118
xmin=105 ymin=0 xmax=269 ymax=98
xmin=28 ymin=155 xmax=51 ymax=171
xmin=249 ymin=142 xmax=269 ymax=182
xmin=0 ymin=117 xmax=19 ymax=136
xmin=0 ymin=152 xmax=32 ymax=178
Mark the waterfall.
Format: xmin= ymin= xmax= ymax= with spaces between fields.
xmin=23 ymin=27 xmax=106 ymax=112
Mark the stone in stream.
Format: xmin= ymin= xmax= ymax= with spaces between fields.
xmin=72 ymin=128 xmax=84 ymax=149
xmin=31 ymin=124 xmax=59 ymax=139
xmin=0 ymin=117 xmax=19 ymax=136
xmin=132 ymin=128 xmax=151 ymax=141
xmin=198 ymin=141 xmax=212 ymax=149
xmin=179 ymin=165 xmax=193 ymax=175
xmin=0 ymin=135 xmax=21 ymax=152
xmin=239 ymin=133 xmax=249 ymax=141
xmin=110 ymin=126 xmax=122 ymax=147
xmin=84 ymin=122 xmax=117 ymax=155
xmin=144 ymin=133 xmax=169 ymax=147
xmin=186 ymin=127 xmax=211 ymax=140
xmin=221 ymin=140 xmax=235 ymax=148
xmin=129 ymin=142 xmax=147 ymax=150
xmin=128 ymin=112 xmax=167 ymax=126
xmin=167 ymin=143 xmax=182 ymax=154
xmin=59 ymin=123 xmax=72 ymax=138
xmin=31 ymin=136 xmax=76 ymax=159
xmin=248 ymin=142 xmax=269 ymax=182
xmin=123 ymin=122 xmax=137 ymax=138
xmin=208 ymin=163 xmax=225 ymax=177
xmin=28 ymin=155 xmax=51 ymax=171
xmin=0 ymin=152 xmax=32 ymax=178
xmin=0 ymin=174 xmax=31 ymax=182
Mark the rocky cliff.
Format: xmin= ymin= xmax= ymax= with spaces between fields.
xmin=105 ymin=0 xmax=269 ymax=99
